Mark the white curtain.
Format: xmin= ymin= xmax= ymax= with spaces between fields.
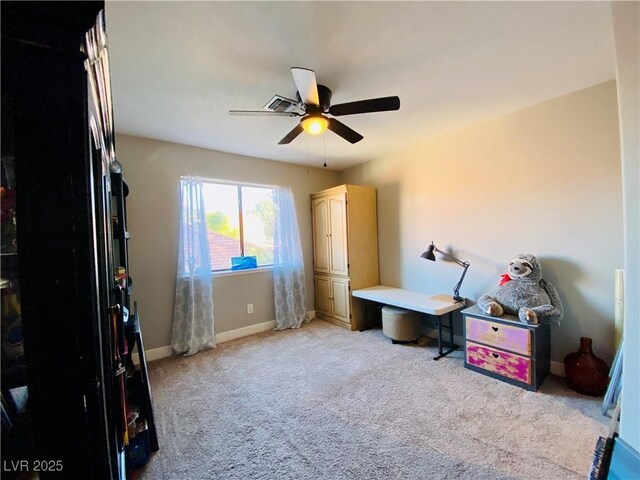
xmin=171 ymin=176 xmax=216 ymax=356
xmin=273 ymin=187 xmax=308 ymax=330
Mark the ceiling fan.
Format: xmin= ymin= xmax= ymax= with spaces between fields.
xmin=229 ymin=67 xmax=400 ymax=145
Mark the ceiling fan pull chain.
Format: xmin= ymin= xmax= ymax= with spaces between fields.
xmin=323 ymin=135 xmax=327 ymax=168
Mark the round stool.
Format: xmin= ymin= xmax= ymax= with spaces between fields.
xmin=381 ymin=306 xmax=421 ymax=343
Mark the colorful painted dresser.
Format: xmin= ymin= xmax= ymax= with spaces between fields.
xmin=462 ymin=305 xmax=550 ymax=391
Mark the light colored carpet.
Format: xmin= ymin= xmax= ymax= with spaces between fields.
xmin=139 ymin=320 xmax=606 ymax=480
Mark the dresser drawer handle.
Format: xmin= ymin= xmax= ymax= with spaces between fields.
xmin=492 ymin=326 xmax=499 ymax=332
xmin=492 ymin=353 xmax=500 ymax=359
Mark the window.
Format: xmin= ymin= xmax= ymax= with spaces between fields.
xmin=202 ymin=182 xmax=274 ymax=271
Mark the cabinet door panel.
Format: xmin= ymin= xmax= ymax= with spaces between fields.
xmin=314 ymin=275 xmax=332 ymax=317
xmin=312 ymin=197 xmax=330 ymax=273
xmin=331 ymin=277 xmax=350 ymax=323
xmin=328 ymin=194 xmax=348 ymax=276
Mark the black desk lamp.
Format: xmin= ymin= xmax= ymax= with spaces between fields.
xmin=421 ymin=242 xmax=470 ymax=303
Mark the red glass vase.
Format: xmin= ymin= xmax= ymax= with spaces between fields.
xmin=564 ymin=337 xmax=610 ymax=396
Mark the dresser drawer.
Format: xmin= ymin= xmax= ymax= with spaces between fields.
xmin=466 ymin=316 xmax=531 ymax=355
xmin=466 ymin=341 xmax=532 ymax=385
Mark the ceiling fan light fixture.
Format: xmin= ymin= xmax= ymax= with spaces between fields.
xmin=301 ymin=115 xmax=329 ymax=135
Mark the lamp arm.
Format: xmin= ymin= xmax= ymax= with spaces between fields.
xmin=434 ymin=246 xmax=467 ymax=268
xmin=428 ymin=243 xmax=470 ymax=302
xmin=452 ymin=262 xmax=470 ymax=302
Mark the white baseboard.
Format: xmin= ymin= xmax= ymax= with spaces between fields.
xmin=133 ymin=311 xmax=316 ymax=364
xmin=550 ymin=361 xmax=565 ymax=377
xmin=215 ymin=320 xmax=276 ymax=343
xmin=132 ymin=345 xmax=172 ymax=365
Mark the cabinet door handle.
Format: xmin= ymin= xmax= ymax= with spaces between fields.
xmin=492 ymin=326 xmax=499 ymax=332
xmin=492 ymin=353 xmax=500 ymax=359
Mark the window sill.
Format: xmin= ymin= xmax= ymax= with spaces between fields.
xmin=211 ymin=266 xmax=273 ymax=279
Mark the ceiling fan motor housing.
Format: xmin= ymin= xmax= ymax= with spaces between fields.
xmin=297 ymin=84 xmax=333 ymax=113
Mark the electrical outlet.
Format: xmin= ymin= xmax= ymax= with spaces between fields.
xmin=247 ymin=304 xmax=254 ymax=314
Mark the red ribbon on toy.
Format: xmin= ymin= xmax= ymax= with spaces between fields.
xmin=499 ymin=273 xmax=512 ymax=286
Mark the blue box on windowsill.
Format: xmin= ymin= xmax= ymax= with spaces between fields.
xmin=231 ymin=256 xmax=257 ymax=270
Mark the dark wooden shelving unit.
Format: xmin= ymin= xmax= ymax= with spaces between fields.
xmin=1 ymin=3 xmax=158 ymax=478
xmin=111 ymin=172 xmax=159 ymax=461
xmin=126 ymin=304 xmax=159 ymax=453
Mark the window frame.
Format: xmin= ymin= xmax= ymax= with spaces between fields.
xmin=200 ymin=179 xmax=276 ymax=273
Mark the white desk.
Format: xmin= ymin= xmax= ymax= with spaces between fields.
xmin=352 ymin=285 xmax=464 ymax=360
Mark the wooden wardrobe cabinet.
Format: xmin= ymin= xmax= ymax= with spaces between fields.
xmin=311 ymin=185 xmax=379 ymax=330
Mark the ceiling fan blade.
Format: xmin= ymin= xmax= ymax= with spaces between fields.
xmin=278 ymin=124 xmax=304 ymax=144
xmin=327 ymin=118 xmax=363 ymax=144
xmin=229 ymin=110 xmax=300 ymax=117
xmin=291 ymin=67 xmax=320 ymax=106
xmin=328 ymin=96 xmax=400 ymax=116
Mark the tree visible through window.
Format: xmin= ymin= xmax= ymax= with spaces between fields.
xmin=202 ymin=182 xmax=274 ymax=271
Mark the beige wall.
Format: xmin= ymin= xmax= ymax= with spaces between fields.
xmin=119 ymin=81 xmax=624 ymax=366
xmin=611 ymin=1 xmax=640 ymax=452
xmin=116 ymin=135 xmax=340 ymax=350
xmin=342 ymin=81 xmax=623 ymax=363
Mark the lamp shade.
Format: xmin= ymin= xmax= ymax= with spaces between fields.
xmin=301 ymin=115 xmax=329 ymax=135
xmin=421 ymin=243 xmax=436 ymax=261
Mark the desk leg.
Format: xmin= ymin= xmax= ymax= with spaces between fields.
xmin=449 ymin=310 xmax=455 ymax=347
xmin=433 ymin=311 xmax=459 ymax=361
xmin=437 ymin=314 xmax=444 ymax=356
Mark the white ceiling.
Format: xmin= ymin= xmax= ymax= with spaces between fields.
xmin=106 ymin=1 xmax=615 ymax=171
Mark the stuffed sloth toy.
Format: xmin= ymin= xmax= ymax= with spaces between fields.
xmin=477 ymin=254 xmax=563 ymax=325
